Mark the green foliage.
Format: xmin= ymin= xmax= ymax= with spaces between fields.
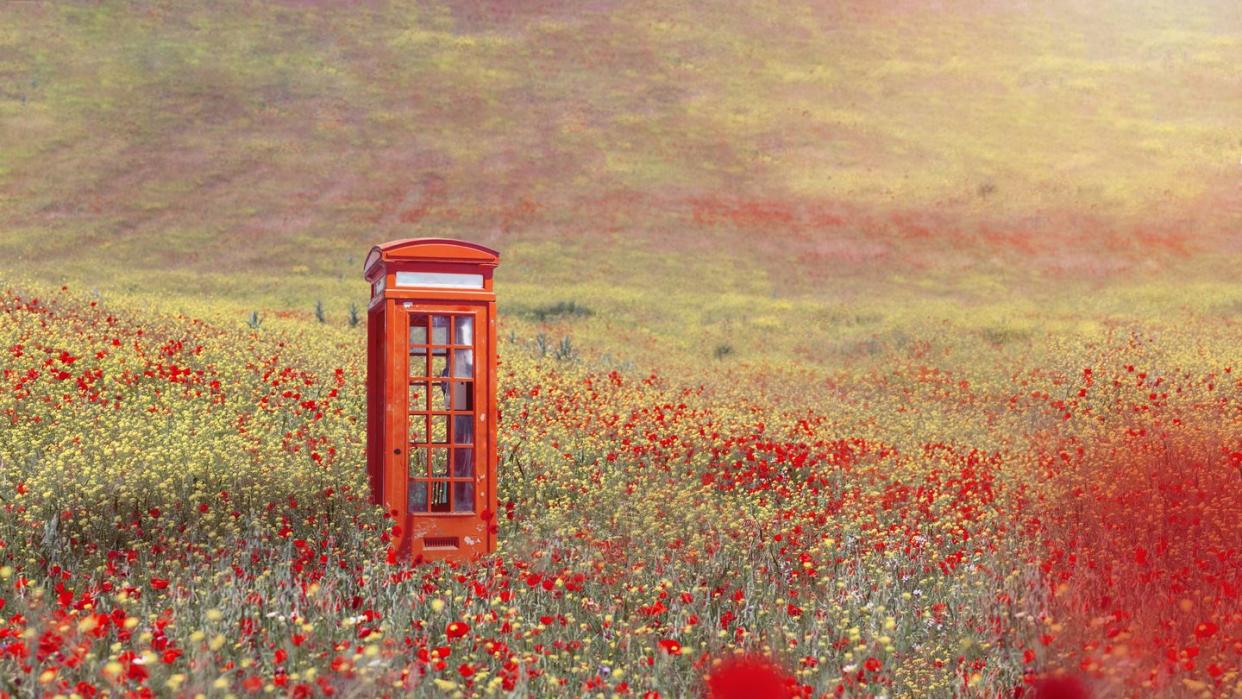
xmin=530 ymin=333 xmax=578 ymax=362
xmin=522 ymin=301 xmax=594 ymax=323
xmin=553 ymin=335 xmax=577 ymax=362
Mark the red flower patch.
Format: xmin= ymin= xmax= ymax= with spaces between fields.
xmin=705 ymin=654 xmax=797 ymax=699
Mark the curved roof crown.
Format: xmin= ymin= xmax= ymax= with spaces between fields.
xmin=364 ymin=238 xmax=499 ymax=276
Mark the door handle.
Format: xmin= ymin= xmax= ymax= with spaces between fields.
xmin=393 ymin=448 xmax=402 ymax=455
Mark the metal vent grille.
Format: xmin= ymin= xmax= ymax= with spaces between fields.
xmin=423 ymin=536 xmax=460 ymax=549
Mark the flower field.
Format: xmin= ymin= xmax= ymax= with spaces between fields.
xmin=3 ymin=0 xmax=1242 ymax=696
xmin=0 ymin=284 xmax=1237 ymax=698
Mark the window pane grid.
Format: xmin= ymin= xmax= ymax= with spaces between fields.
xmin=407 ymin=479 xmax=476 ymax=511
xmin=410 ymin=359 xmax=460 ymax=376
xmin=407 ymin=479 xmax=475 ymax=512
xmin=404 ymin=312 xmax=477 ymax=514
xmin=403 ymin=446 xmax=477 ymax=513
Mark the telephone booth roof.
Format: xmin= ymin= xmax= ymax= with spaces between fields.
xmin=364 ymin=238 xmax=500 ymax=279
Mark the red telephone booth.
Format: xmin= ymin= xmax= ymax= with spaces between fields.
xmin=364 ymin=238 xmax=499 ymax=562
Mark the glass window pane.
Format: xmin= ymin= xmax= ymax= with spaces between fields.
xmin=409 ymin=316 xmax=427 ymax=345
xmin=452 ymin=349 xmax=473 ymax=378
xmin=409 ymin=415 xmax=427 ymax=443
xmin=408 ymin=482 xmax=428 ymax=512
xmin=454 ymin=316 xmax=474 ymax=345
xmin=450 ymin=381 xmax=473 ymax=411
xmin=431 ymin=415 xmax=447 ymax=443
xmin=452 ymin=482 xmax=474 ymax=513
xmin=430 ymin=482 xmax=450 ymax=513
xmin=430 ymin=381 xmax=448 ymax=412
xmin=453 ymin=415 xmax=473 ymax=445
xmin=431 ymin=316 xmax=449 ymax=345
xmin=452 ymin=448 xmax=473 ymax=477
xmin=410 ymin=351 xmax=427 ymax=377
xmin=432 ymin=354 xmax=447 ymax=378
xmin=430 ymin=449 xmax=448 ymax=476
xmin=408 ymin=381 xmax=428 ymax=412
xmin=408 ymin=449 xmax=427 ymax=479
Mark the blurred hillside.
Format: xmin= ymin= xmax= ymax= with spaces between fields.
xmin=1 ymin=0 xmax=1239 ymax=370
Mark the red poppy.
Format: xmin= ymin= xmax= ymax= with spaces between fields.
xmin=446 ymin=621 xmax=470 ymax=640
xmin=149 ymin=578 xmax=169 ymax=590
xmin=657 ymin=639 xmax=682 ymax=656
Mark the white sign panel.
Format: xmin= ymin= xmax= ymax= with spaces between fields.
xmin=395 ymin=272 xmax=484 ymax=289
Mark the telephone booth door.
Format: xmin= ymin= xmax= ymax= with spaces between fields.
xmin=394 ymin=304 xmax=491 ymax=560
